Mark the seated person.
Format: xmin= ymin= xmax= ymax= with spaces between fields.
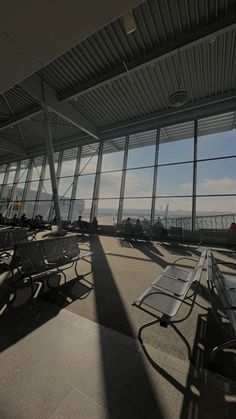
xmin=20 ymin=213 xmax=28 ymax=226
xmin=91 ymin=216 xmax=98 ymax=233
xmin=229 ymin=222 xmax=236 ymax=232
xmin=134 ymin=218 xmax=143 ymax=238
xmin=0 ymin=213 xmax=5 ymax=225
xmin=11 ymin=214 xmax=18 ymax=226
xmin=77 ymin=215 xmax=89 ymax=234
xmin=123 ymin=217 xmax=133 ymax=235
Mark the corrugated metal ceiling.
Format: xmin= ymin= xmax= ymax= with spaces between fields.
xmin=0 ymin=0 xmax=236 ymax=160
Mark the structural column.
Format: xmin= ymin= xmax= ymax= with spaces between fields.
xmin=90 ymin=142 xmax=103 ymax=221
xmin=192 ymin=120 xmax=198 ymax=231
xmin=117 ymin=135 xmax=129 ymax=224
xmin=68 ymin=147 xmax=82 ymax=221
xmin=41 ymin=102 xmax=61 ymax=228
xmin=150 ymin=128 xmax=160 ymax=226
xmin=33 ymin=156 xmax=47 ymax=218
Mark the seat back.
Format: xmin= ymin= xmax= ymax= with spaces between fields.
xmin=42 ymin=238 xmax=65 ymax=264
xmin=207 ymin=249 xmax=236 ymax=332
xmin=134 ymin=224 xmax=143 ymax=235
xmin=123 ymin=223 xmax=133 ymax=235
xmin=17 ymin=241 xmax=46 ymax=274
xmin=61 ymin=236 xmax=80 ymax=259
xmin=1 ymin=228 xmax=28 ymax=251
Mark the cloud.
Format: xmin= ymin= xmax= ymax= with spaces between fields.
xmin=198 ymin=177 xmax=236 ymax=194
xmin=181 ymin=182 xmax=192 ymax=192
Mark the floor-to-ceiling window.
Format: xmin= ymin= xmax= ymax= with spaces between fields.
xmin=0 ymin=111 xmax=235 ymax=229
xmin=196 ymin=112 xmax=236 ymax=229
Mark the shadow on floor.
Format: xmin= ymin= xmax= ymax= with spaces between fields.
xmin=89 ymin=236 xmax=165 ymax=418
xmin=40 ymin=278 xmax=93 ymax=308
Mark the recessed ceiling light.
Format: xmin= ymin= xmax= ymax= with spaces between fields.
xmin=122 ymin=10 xmax=136 ymax=35
xmin=168 ymin=91 xmax=189 ymax=107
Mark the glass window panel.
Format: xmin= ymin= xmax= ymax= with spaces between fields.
xmin=155 ymin=197 xmax=192 ymax=229
xmin=18 ymin=160 xmax=30 ymax=183
xmin=196 ymin=196 xmax=236 ymax=229
xmin=127 ymin=131 xmax=157 ymax=169
xmin=0 ymin=165 xmax=6 ymax=184
xmin=76 ymin=174 xmax=95 ymax=199
xmin=39 ymin=180 xmax=53 ymax=200
xmin=58 ymin=200 xmax=70 ymax=220
xmin=127 ymin=144 xmax=156 ymax=169
xmin=71 ymin=199 xmax=92 ymax=221
xmin=13 ymin=185 xmax=25 ymax=201
xmin=60 ymin=148 xmax=77 ymax=177
xmin=122 ymin=198 xmax=152 ymax=223
xmin=102 ymin=137 xmax=125 ymax=171
xmin=99 ymin=171 xmax=122 ymax=198
xmin=124 ymin=168 xmax=154 ymax=197
xmin=197 ymin=158 xmax=236 ymax=195
xmin=22 ymin=201 xmax=35 ymax=218
xmin=7 ymin=163 xmax=17 ymax=184
xmin=58 ymin=177 xmax=73 ymax=199
xmin=198 ymin=112 xmax=236 ymax=159
xmin=37 ymin=201 xmax=52 ymax=219
xmin=31 ymin=158 xmax=43 ymax=181
xmin=97 ymin=199 xmax=119 ymax=225
xmin=80 ymin=144 xmax=99 ymax=174
xmin=1 ymin=185 xmax=12 ymax=200
xmin=159 ymin=122 xmax=194 ymax=164
xmin=25 ymin=181 xmax=39 ymax=200
xmin=156 ymin=163 xmax=193 ymax=196
xmin=0 ymin=200 xmax=9 ymax=215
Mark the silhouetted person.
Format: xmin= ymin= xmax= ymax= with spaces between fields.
xmin=92 ymin=216 xmax=98 ymax=230
xmin=229 ymin=222 xmax=236 ymax=232
xmin=20 ymin=213 xmax=28 ymax=226
xmin=123 ymin=217 xmax=133 ymax=235
xmin=0 ymin=213 xmax=5 ymax=224
xmin=11 ymin=214 xmax=18 ymax=227
xmin=134 ymin=218 xmax=143 ymax=238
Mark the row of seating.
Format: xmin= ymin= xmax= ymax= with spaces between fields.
xmin=207 ymin=249 xmax=236 ymax=363
xmin=133 ymin=250 xmax=207 ymax=357
xmin=134 ymin=248 xmax=236 ymax=365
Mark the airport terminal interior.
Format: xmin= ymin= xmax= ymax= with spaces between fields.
xmin=1 ymin=1 xmax=236 ymax=418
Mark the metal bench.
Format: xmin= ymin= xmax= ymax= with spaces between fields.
xmin=15 ymin=236 xmax=93 ymax=298
xmin=207 ymin=249 xmax=236 ymax=364
xmin=133 ymin=250 xmax=206 ymax=359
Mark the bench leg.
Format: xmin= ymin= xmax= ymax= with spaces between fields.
xmin=170 ymin=323 xmax=193 ymax=362
xmin=210 ymin=338 xmax=236 ymax=364
xmin=138 ymin=319 xmax=160 ymax=344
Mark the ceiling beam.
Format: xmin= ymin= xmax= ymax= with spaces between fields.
xmin=60 ymin=16 xmax=236 ymax=102
xmin=0 ymin=137 xmax=27 ymax=156
xmin=20 ymin=74 xmax=99 ymax=139
xmin=100 ymin=91 xmax=236 ymax=139
xmin=0 ymin=105 xmax=41 ymax=132
xmin=1 ymin=91 xmax=236 ymax=164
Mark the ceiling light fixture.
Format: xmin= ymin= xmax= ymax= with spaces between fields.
xmin=168 ymin=49 xmax=189 ymax=108
xmin=122 ymin=10 xmax=136 ymax=35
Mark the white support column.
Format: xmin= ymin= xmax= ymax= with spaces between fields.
xmin=19 ymin=159 xmax=33 ymax=217
xmin=41 ymin=102 xmax=62 ymax=229
xmin=117 ymin=136 xmax=129 ymax=224
xmin=68 ymin=147 xmax=81 ymax=221
xmin=33 ymin=156 xmax=47 ymax=218
xmin=90 ymin=142 xmax=103 ymax=221
xmin=49 ymin=150 xmax=63 ymax=221
xmin=192 ymin=120 xmax=198 ymax=231
xmin=150 ymin=129 xmax=160 ymax=226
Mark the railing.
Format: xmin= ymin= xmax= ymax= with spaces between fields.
xmin=162 ymin=213 xmax=236 ymax=230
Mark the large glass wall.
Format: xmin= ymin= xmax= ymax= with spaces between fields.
xmin=196 ymin=113 xmax=236 ymax=227
xmin=0 ymin=111 xmax=235 ymax=229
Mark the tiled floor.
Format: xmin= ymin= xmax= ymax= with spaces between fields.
xmin=1 ymin=235 xmax=236 ymax=418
